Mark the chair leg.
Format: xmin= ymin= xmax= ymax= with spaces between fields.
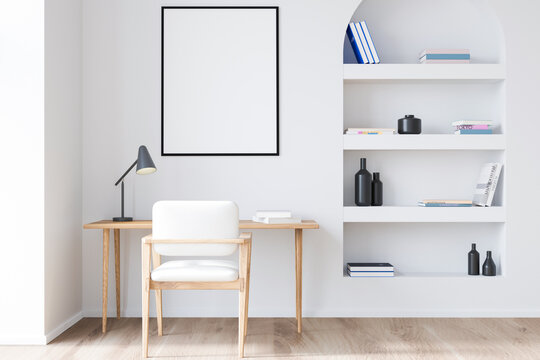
xmin=238 ymin=285 xmax=246 ymax=358
xmin=155 ymin=290 xmax=163 ymax=336
xmin=152 ymin=250 xmax=163 ymax=336
xmin=142 ymin=243 xmax=151 ymax=358
xmin=243 ymin=241 xmax=252 ymax=338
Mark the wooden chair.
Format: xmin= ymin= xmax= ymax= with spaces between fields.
xmin=141 ymin=201 xmax=252 ymax=358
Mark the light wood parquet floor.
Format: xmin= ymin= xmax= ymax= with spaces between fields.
xmin=2 ymin=317 xmax=540 ymax=359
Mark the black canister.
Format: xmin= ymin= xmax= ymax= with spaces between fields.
xmin=398 ymin=115 xmax=422 ymax=134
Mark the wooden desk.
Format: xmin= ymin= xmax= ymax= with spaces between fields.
xmin=84 ymin=220 xmax=319 ymax=334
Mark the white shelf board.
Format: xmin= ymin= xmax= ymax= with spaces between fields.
xmin=343 ymin=134 xmax=506 ymax=150
xmin=343 ymin=64 xmax=506 ymax=82
xmin=343 ymin=206 xmax=506 ymax=223
xmin=344 ymin=272 xmax=504 ymax=279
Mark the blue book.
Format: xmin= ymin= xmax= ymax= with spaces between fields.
xmin=354 ymin=22 xmax=373 ymax=64
xmin=421 ymin=53 xmax=471 ymax=60
xmin=347 ymin=23 xmax=368 ymax=64
xmin=360 ymin=21 xmax=380 ymax=64
xmin=455 ymin=129 xmax=493 ymax=135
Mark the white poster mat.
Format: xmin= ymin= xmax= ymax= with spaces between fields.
xmin=162 ymin=7 xmax=278 ymax=155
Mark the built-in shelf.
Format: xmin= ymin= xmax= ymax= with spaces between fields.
xmin=343 ymin=64 xmax=506 ymax=82
xmin=343 ymin=206 xmax=506 ymax=223
xmin=343 ymin=134 xmax=506 ymax=150
xmin=344 ymin=272 xmax=504 ymax=279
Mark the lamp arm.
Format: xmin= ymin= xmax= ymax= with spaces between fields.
xmin=114 ymin=159 xmax=138 ymax=186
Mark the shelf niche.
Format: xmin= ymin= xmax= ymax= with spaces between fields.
xmin=341 ymin=0 xmax=506 ymax=280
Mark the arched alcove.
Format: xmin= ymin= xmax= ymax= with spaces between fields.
xmin=341 ymin=1 xmax=507 ymax=278
xmin=344 ymin=0 xmax=504 ymax=64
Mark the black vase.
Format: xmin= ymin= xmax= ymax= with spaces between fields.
xmin=371 ymin=172 xmax=383 ymax=206
xmin=482 ymin=251 xmax=496 ymax=276
xmin=468 ymin=243 xmax=480 ymax=275
xmin=355 ymin=158 xmax=372 ymax=206
xmin=398 ymin=115 xmax=422 ymax=134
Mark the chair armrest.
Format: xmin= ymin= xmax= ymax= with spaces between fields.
xmin=142 ymin=234 xmax=248 ymax=245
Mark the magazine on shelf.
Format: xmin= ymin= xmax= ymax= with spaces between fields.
xmin=472 ymin=163 xmax=503 ymax=207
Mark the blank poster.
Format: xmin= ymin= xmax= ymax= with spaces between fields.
xmin=162 ymin=7 xmax=279 ymax=155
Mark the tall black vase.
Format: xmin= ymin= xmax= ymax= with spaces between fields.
xmin=371 ymin=172 xmax=383 ymax=206
xmin=355 ymin=158 xmax=372 ymax=206
xmin=468 ymin=243 xmax=480 ymax=275
xmin=482 ymin=251 xmax=496 ymax=276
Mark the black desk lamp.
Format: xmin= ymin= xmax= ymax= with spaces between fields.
xmin=113 ymin=145 xmax=156 ymax=222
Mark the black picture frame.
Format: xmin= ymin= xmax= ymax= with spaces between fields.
xmin=161 ymin=6 xmax=279 ymax=156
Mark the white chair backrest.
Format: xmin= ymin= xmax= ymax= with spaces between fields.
xmin=152 ymin=201 xmax=239 ymax=257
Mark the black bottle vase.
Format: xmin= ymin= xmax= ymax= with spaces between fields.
xmin=355 ymin=158 xmax=372 ymax=206
xmin=468 ymin=243 xmax=480 ymax=275
xmin=482 ymin=251 xmax=496 ymax=276
xmin=371 ymin=172 xmax=383 ymax=206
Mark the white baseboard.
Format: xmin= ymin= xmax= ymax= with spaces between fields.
xmin=82 ymin=307 xmax=540 ymax=318
xmin=45 ymin=311 xmax=83 ymax=343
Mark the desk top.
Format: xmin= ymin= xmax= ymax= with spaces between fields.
xmin=83 ymin=219 xmax=319 ymax=230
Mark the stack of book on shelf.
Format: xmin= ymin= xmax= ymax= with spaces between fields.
xmin=418 ymin=200 xmax=473 ymax=207
xmin=347 ymin=263 xmax=394 ymax=277
xmin=473 ymin=163 xmax=502 ymax=207
xmin=419 ymin=49 xmax=470 ymax=64
xmin=453 ymin=120 xmax=493 ymax=135
xmin=346 ymin=21 xmax=380 ymax=64
xmin=345 ymin=128 xmax=395 ymax=135
xmin=252 ymin=210 xmax=301 ymax=224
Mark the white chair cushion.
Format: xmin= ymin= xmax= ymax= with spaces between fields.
xmin=151 ymin=260 xmax=239 ymax=282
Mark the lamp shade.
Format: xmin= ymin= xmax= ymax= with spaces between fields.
xmin=136 ymin=145 xmax=156 ymax=175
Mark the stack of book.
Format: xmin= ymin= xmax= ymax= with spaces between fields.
xmin=453 ymin=120 xmax=493 ymax=135
xmin=252 ymin=210 xmax=301 ymax=224
xmin=347 ymin=263 xmax=394 ymax=277
xmin=345 ymin=128 xmax=395 ymax=135
xmin=418 ymin=200 xmax=473 ymax=207
xmin=346 ymin=21 xmax=380 ymax=64
xmin=419 ymin=49 xmax=470 ymax=64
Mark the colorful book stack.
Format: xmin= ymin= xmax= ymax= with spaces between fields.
xmin=344 ymin=128 xmax=395 ymax=135
xmin=346 ymin=21 xmax=380 ymax=64
xmin=419 ymin=49 xmax=470 ymax=64
xmin=347 ymin=263 xmax=394 ymax=277
xmin=418 ymin=200 xmax=473 ymax=207
xmin=252 ymin=210 xmax=301 ymax=224
xmin=453 ymin=120 xmax=493 ymax=135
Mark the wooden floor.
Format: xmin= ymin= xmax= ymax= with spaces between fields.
xmin=2 ymin=317 xmax=540 ymax=359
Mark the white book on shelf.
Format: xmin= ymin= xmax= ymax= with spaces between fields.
xmin=252 ymin=216 xmax=302 ymax=224
xmin=354 ymin=22 xmax=374 ymax=64
xmin=472 ymin=163 xmax=502 ymax=207
xmin=452 ymin=120 xmax=493 ymax=126
xmin=348 ymin=270 xmax=394 ymax=277
xmin=255 ymin=210 xmax=292 ymax=218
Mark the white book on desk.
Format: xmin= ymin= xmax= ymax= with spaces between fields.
xmin=255 ymin=210 xmax=292 ymax=218
xmin=252 ymin=216 xmax=302 ymax=224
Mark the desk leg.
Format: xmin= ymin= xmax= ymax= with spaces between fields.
xmin=114 ymin=229 xmax=120 ymax=319
xmin=295 ymin=229 xmax=303 ymax=333
xmin=102 ymin=229 xmax=110 ymax=333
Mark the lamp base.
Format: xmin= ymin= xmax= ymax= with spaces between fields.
xmin=113 ymin=216 xmax=133 ymax=222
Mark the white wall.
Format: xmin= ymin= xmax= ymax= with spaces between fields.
xmin=0 ymin=0 xmax=82 ymax=345
xmin=44 ymin=0 xmax=83 ymax=341
xmin=0 ymin=1 xmax=46 ymax=344
xmin=82 ymin=0 xmax=540 ymax=318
